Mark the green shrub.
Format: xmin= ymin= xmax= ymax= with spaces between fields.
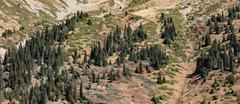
xmin=226 ymin=74 xmax=236 ymax=85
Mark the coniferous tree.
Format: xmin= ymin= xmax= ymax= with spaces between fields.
xmin=108 ymin=69 xmax=116 ymax=82
xmin=161 ymin=16 xmax=177 ymax=45
xmin=2 ymin=29 xmax=13 ymax=38
xmin=66 ymin=83 xmax=74 ymax=103
xmin=229 ymin=52 xmax=235 ymax=72
xmin=73 ymin=84 xmax=78 ymax=102
xmin=204 ymin=34 xmax=211 ymax=47
xmin=135 ymin=61 xmax=143 ymax=74
xmin=73 ymin=50 xmax=79 ymax=64
xmin=0 ymin=11 xmax=88 ymax=102
xmin=79 ymin=82 xmax=84 ymax=100
xmin=83 ymin=51 xmax=87 ymax=63
xmin=87 ymin=19 xmax=92 ymax=25
xmin=160 ymin=12 xmax=165 ymax=22
xmin=97 ymin=74 xmax=100 ymax=85
xmin=195 ymin=55 xmax=209 ymax=79
xmin=91 ymin=70 xmax=96 ymax=83
xmin=151 ymin=95 xmax=160 ymax=104
xmin=226 ymin=74 xmax=236 ymax=85
xmin=125 ymin=11 xmax=128 ymax=17
xmin=157 ymin=74 xmax=166 ymax=84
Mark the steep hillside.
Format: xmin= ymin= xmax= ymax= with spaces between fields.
xmin=0 ymin=0 xmax=129 ymax=34
xmin=0 ymin=0 xmax=129 ymax=59
xmin=1 ymin=0 xmax=240 ymax=104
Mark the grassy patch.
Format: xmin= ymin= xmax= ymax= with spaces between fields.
xmin=0 ymin=0 xmax=54 ymax=26
xmin=165 ymin=68 xmax=176 ymax=78
xmin=59 ymin=0 xmax=68 ymax=7
xmin=158 ymin=95 xmax=169 ymax=101
xmin=38 ymin=0 xmax=58 ymax=12
xmin=144 ymin=21 xmax=158 ymax=36
xmin=159 ymin=85 xmax=176 ymax=91
xmin=164 ymin=9 xmax=189 ymax=60
xmin=38 ymin=10 xmax=55 ymax=22
xmin=66 ymin=16 xmax=122 ymax=53
xmin=165 ymin=9 xmax=186 ymax=35
xmin=128 ymin=0 xmax=150 ymax=8
xmin=168 ymin=54 xmax=181 ymax=63
xmin=166 ymin=80 xmax=175 ymax=85
xmin=0 ymin=39 xmax=13 ymax=49
xmin=201 ymin=2 xmax=222 ymax=17
xmin=0 ymin=1 xmax=34 ymax=25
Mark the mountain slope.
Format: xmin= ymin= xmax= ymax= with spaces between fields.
xmin=1 ymin=0 xmax=240 ymax=104
xmin=0 ymin=0 xmax=129 ymax=34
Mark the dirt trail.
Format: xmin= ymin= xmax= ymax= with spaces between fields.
xmin=177 ymin=43 xmax=197 ymax=103
xmin=173 ymin=11 xmax=198 ymax=104
xmin=128 ymin=0 xmax=194 ymax=102
xmin=154 ymin=1 xmax=197 ymax=103
xmin=167 ymin=40 xmax=196 ymax=104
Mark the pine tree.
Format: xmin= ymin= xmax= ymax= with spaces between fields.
xmin=195 ymin=56 xmax=209 ymax=79
xmin=0 ymin=11 xmax=88 ymax=102
xmin=204 ymin=34 xmax=211 ymax=47
xmin=108 ymin=69 xmax=116 ymax=82
xmin=83 ymin=51 xmax=87 ymax=63
xmin=157 ymin=74 xmax=166 ymax=84
xmin=229 ymin=53 xmax=235 ymax=72
xmin=87 ymin=19 xmax=92 ymax=25
xmin=73 ymin=84 xmax=78 ymax=102
xmin=91 ymin=70 xmax=96 ymax=83
xmin=160 ymin=12 xmax=165 ymax=22
xmin=151 ymin=95 xmax=160 ymax=104
xmin=73 ymin=50 xmax=79 ymax=64
xmin=125 ymin=11 xmax=128 ymax=17
xmin=214 ymin=20 xmax=221 ymax=34
xmin=97 ymin=74 xmax=100 ymax=85
xmin=79 ymin=82 xmax=84 ymax=100
xmin=226 ymin=74 xmax=236 ymax=85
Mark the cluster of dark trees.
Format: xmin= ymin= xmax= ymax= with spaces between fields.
xmin=90 ymin=43 xmax=108 ymax=66
xmin=157 ymin=74 xmax=166 ymax=84
xmin=132 ymin=45 xmax=169 ymax=69
xmin=206 ymin=4 xmax=240 ymax=35
xmin=195 ymin=40 xmax=238 ymax=79
xmin=195 ymin=4 xmax=240 ymax=79
xmin=228 ymin=4 xmax=240 ymax=20
xmin=89 ymin=45 xmax=168 ymax=83
xmin=90 ymin=70 xmax=100 ymax=84
xmin=2 ymin=29 xmax=13 ymax=38
xmin=89 ymin=23 xmax=168 ymax=70
xmin=160 ymin=13 xmax=178 ymax=45
xmin=87 ymin=23 xmax=169 ymax=86
xmin=89 ymin=24 xmax=147 ymax=66
xmin=207 ymin=14 xmax=224 ymax=34
xmin=226 ymin=74 xmax=236 ymax=85
xmin=0 ymin=11 xmax=89 ymax=103
xmin=0 ymin=8 xmax=171 ymax=103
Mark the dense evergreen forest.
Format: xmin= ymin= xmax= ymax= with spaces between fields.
xmin=0 ymin=9 xmax=170 ymax=103
xmin=195 ymin=4 xmax=240 ymax=80
xmin=89 ymin=23 xmax=168 ymax=68
xmin=0 ymin=11 xmax=88 ymax=103
xmin=2 ymin=0 xmax=240 ymax=104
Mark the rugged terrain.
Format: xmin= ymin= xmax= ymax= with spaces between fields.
xmin=0 ymin=0 xmax=240 ymax=104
